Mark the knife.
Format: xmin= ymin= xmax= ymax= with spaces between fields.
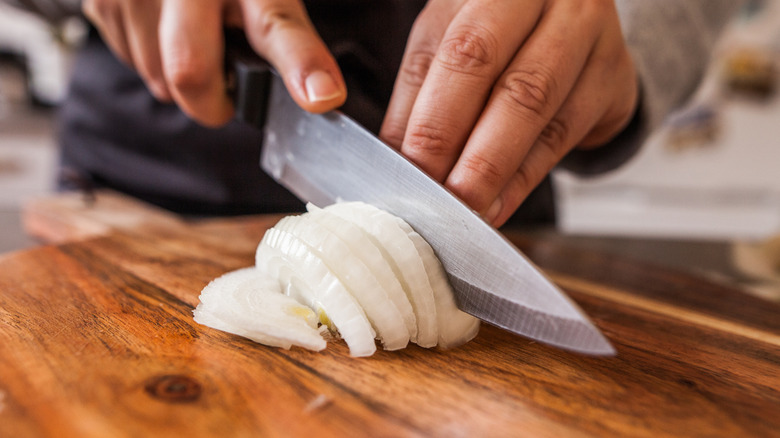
xmin=225 ymin=32 xmax=615 ymax=356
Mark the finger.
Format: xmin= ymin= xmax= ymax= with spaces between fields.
xmin=487 ymin=86 xmax=606 ymax=226
xmin=444 ymin=0 xmax=601 ymax=217
xmin=240 ymin=0 xmax=346 ymax=113
xmin=378 ymin=0 xmax=462 ymax=149
xmin=82 ymin=0 xmax=134 ymax=67
xmin=159 ymin=0 xmax=233 ymax=126
xmin=399 ymin=0 xmax=546 ymax=182
xmin=122 ymin=1 xmax=172 ymax=101
xmin=578 ymin=37 xmax=639 ymax=148
xmin=485 ymin=37 xmax=638 ymax=227
xmin=123 ymin=2 xmax=171 ymax=101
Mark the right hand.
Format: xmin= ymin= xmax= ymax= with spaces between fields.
xmin=82 ymin=0 xmax=347 ymax=126
xmin=379 ymin=0 xmax=638 ymax=226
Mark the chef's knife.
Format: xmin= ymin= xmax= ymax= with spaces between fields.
xmin=226 ymin=33 xmax=615 ymax=356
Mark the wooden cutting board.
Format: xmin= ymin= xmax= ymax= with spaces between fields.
xmin=1 ymin=191 xmax=779 ymax=437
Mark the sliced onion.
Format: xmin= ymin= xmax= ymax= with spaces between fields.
xmin=273 ymin=213 xmax=410 ymax=351
xmin=193 ymin=267 xmax=327 ymax=351
xmin=257 ymin=224 xmax=377 ymax=357
xmin=323 ymin=202 xmax=440 ymax=347
xmin=407 ymin=232 xmax=480 ymax=348
xmin=306 ymin=203 xmax=418 ymax=340
xmin=195 ymin=201 xmax=480 ymax=356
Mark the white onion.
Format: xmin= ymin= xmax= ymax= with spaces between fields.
xmin=272 ymin=213 xmax=410 ymax=351
xmin=193 ymin=267 xmax=327 ymax=351
xmin=323 ymin=202 xmax=440 ymax=348
xmin=193 ymin=201 xmax=480 ymax=356
xmin=407 ymin=232 xmax=480 ymax=348
xmin=306 ymin=204 xmax=418 ymax=340
xmin=257 ymin=224 xmax=377 ymax=357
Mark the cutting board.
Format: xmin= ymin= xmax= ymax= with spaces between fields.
xmin=1 ymin=190 xmax=779 ymax=437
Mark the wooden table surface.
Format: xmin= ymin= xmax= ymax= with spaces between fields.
xmin=1 ymin=191 xmax=779 ymax=437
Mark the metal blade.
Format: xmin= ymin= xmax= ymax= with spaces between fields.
xmin=261 ymin=76 xmax=615 ymax=355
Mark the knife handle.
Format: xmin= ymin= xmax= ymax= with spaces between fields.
xmin=224 ymin=28 xmax=274 ymax=129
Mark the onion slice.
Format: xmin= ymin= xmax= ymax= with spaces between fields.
xmin=257 ymin=223 xmax=377 ymax=357
xmin=306 ymin=204 xmax=418 ymax=340
xmin=407 ymin=232 xmax=480 ymax=348
xmin=273 ymin=213 xmax=410 ymax=351
xmin=323 ymin=202 xmax=440 ymax=347
xmin=193 ymin=267 xmax=327 ymax=351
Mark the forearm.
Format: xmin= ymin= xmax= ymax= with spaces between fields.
xmin=617 ymin=0 xmax=747 ymax=128
xmin=562 ymin=0 xmax=747 ymax=175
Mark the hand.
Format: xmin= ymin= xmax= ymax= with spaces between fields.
xmin=380 ymin=0 xmax=638 ymax=226
xmin=82 ymin=0 xmax=347 ymax=126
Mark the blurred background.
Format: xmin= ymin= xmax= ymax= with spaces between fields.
xmin=0 ymin=2 xmax=778 ymax=300
xmin=0 ymin=3 xmax=76 ymax=252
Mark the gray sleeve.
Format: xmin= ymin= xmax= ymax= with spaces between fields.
xmin=2 ymin=0 xmax=81 ymax=23
xmin=561 ymin=0 xmax=748 ymax=175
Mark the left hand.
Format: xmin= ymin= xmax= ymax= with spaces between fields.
xmin=379 ymin=0 xmax=638 ymax=226
xmin=81 ymin=0 xmax=347 ymax=127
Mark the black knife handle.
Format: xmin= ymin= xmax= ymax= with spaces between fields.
xmin=224 ymin=28 xmax=274 ymax=129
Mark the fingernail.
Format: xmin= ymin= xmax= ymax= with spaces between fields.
xmin=485 ymin=198 xmax=502 ymax=224
xmin=305 ymin=70 xmax=342 ymax=103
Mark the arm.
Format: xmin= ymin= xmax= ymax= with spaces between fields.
xmin=562 ymin=0 xmax=748 ymax=175
xmin=618 ymin=0 xmax=747 ymax=130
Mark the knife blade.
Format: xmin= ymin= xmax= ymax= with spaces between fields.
xmin=226 ymin=35 xmax=615 ymax=356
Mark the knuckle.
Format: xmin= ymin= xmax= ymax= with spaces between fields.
xmin=404 ymin=122 xmax=452 ymax=160
xmin=458 ymin=155 xmax=505 ymax=190
xmin=438 ymin=25 xmax=498 ymax=74
xmin=380 ymin=121 xmax=407 ymax=149
xmin=399 ymin=49 xmax=435 ymax=89
xmin=499 ymin=66 xmax=558 ymax=117
xmin=251 ymin=6 xmax=306 ymax=39
xmin=537 ymin=118 xmax=571 ymax=157
xmin=164 ymin=56 xmax=210 ymax=93
xmin=514 ymin=164 xmax=541 ymax=195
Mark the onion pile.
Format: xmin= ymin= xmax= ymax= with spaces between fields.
xmin=194 ymin=201 xmax=479 ymax=357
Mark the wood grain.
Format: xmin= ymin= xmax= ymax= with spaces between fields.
xmin=23 ymin=190 xmax=183 ymax=244
xmin=2 ymin=192 xmax=779 ymax=437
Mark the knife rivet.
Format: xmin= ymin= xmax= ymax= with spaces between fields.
xmin=144 ymin=374 xmax=202 ymax=403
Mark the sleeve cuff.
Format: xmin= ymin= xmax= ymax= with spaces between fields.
xmin=559 ymin=83 xmax=649 ymax=176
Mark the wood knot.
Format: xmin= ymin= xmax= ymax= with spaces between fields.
xmin=144 ymin=375 xmax=202 ymax=403
xmin=678 ymin=378 xmax=697 ymax=389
